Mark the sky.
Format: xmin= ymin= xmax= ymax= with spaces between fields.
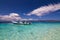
xmin=0 ymin=0 xmax=60 ymax=21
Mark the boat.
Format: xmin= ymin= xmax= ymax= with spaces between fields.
xmin=12 ymin=21 xmax=31 ymax=25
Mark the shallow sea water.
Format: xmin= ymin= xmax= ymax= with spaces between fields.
xmin=0 ymin=22 xmax=60 ymax=40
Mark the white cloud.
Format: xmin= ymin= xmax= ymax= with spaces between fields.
xmin=27 ymin=3 xmax=60 ymax=16
xmin=0 ymin=13 xmax=35 ymax=21
xmin=0 ymin=13 xmax=21 ymax=21
xmin=21 ymin=18 xmax=33 ymax=21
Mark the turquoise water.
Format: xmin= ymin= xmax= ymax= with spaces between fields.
xmin=0 ymin=22 xmax=60 ymax=40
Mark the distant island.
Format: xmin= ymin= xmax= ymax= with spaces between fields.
xmin=0 ymin=20 xmax=60 ymax=23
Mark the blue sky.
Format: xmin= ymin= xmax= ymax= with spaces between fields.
xmin=0 ymin=0 xmax=60 ymax=20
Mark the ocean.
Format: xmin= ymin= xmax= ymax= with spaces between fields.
xmin=0 ymin=22 xmax=60 ymax=40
